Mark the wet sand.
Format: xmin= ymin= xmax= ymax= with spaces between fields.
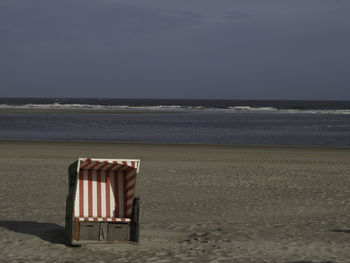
xmin=0 ymin=141 xmax=350 ymax=262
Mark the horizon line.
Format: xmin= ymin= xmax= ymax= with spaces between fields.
xmin=1 ymin=96 xmax=350 ymax=102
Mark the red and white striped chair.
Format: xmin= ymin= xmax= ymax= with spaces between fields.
xmin=65 ymin=158 xmax=141 ymax=246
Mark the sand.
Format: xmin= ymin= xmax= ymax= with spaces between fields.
xmin=0 ymin=141 xmax=350 ymax=262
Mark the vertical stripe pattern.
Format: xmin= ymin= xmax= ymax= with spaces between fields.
xmin=74 ymin=159 xmax=139 ymax=220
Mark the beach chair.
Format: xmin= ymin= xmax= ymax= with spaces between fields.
xmin=65 ymin=158 xmax=141 ymax=246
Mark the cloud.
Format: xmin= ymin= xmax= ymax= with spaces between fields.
xmin=0 ymin=0 xmax=350 ymax=99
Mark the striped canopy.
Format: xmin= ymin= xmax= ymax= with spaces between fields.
xmin=74 ymin=158 xmax=140 ymax=222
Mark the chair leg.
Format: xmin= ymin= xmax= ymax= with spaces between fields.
xmin=130 ymin=222 xmax=140 ymax=242
xmin=130 ymin=197 xmax=141 ymax=242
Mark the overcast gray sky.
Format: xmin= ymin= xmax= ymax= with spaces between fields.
xmin=1 ymin=0 xmax=350 ymax=100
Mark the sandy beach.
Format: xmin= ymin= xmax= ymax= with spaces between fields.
xmin=0 ymin=140 xmax=350 ymax=262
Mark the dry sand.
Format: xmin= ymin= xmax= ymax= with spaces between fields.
xmin=0 ymin=141 xmax=350 ymax=263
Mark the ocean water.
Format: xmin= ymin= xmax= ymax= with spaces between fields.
xmin=0 ymin=98 xmax=350 ymax=146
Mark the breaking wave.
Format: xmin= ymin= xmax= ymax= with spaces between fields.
xmin=0 ymin=103 xmax=350 ymax=115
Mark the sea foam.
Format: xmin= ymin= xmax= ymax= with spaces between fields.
xmin=0 ymin=103 xmax=350 ymax=115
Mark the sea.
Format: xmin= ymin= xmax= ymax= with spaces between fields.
xmin=0 ymin=98 xmax=350 ymax=147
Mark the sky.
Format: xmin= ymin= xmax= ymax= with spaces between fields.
xmin=1 ymin=0 xmax=350 ymax=100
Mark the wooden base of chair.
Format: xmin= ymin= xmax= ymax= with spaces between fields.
xmin=66 ymin=197 xmax=141 ymax=246
xmin=73 ymin=222 xmax=131 ymax=242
